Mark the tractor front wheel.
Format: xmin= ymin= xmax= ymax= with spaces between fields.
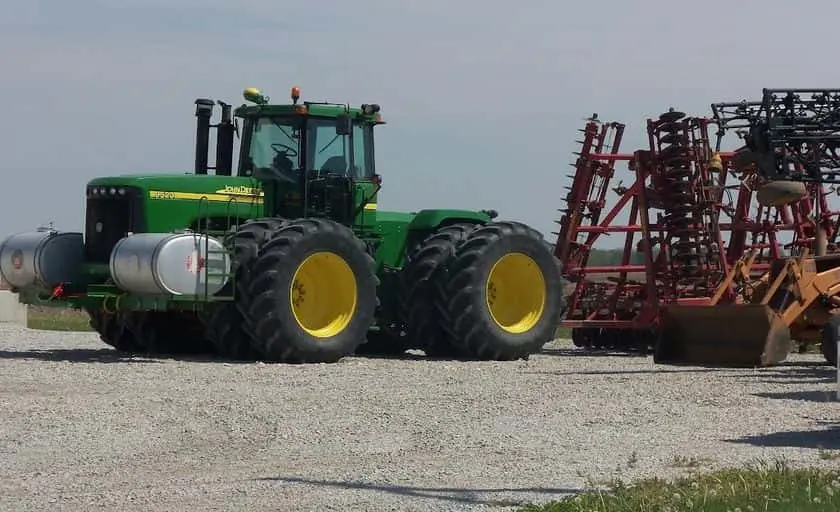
xmin=244 ymin=218 xmax=379 ymax=363
xmin=129 ymin=311 xmax=210 ymax=355
xmin=435 ymin=221 xmax=564 ymax=360
xmin=86 ymin=308 xmax=140 ymax=353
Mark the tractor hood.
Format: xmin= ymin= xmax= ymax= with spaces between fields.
xmin=85 ymin=173 xmax=265 ymax=235
xmin=86 ymin=173 xmax=263 ymax=200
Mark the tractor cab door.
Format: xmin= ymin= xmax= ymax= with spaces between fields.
xmin=306 ymin=118 xmax=378 ymax=229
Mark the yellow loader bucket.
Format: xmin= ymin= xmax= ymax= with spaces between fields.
xmin=654 ymin=304 xmax=793 ymax=367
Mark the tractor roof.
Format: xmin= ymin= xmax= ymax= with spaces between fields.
xmin=233 ymin=86 xmax=384 ymax=124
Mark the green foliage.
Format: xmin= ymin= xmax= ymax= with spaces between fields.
xmin=520 ymin=460 xmax=840 ymax=512
xmin=585 ymin=248 xmax=650 ymax=266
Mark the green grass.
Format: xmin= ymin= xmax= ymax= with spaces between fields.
xmin=519 ymin=460 xmax=840 ymax=512
xmin=26 ymin=306 xmax=92 ymax=332
xmin=555 ymin=326 xmax=572 ymax=339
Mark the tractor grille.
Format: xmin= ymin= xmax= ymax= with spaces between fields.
xmin=84 ymin=185 xmax=146 ymax=264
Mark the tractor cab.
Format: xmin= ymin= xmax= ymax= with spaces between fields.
xmin=229 ymin=87 xmax=384 ymax=227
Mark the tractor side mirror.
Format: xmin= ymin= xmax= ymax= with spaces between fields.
xmin=336 ymin=113 xmax=352 ymax=135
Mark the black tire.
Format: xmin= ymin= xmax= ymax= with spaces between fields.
xmin=822 ymin=315 xmax=839 ymax=367
xmin=245 ymin=218 xmax=379 ymax=363
xmin=399 ymin=222 xmax=479 ymax=357
xmin=200 ymin=217 xmax=286 ymax=360
xmin=85 ymin=308 xmax=141 ymax=353
xmin=353 ymin=329 xmax=407 ymax=357
xmin=435 ymin=221 xmax=564 ymax=360
xmin=130 ymin=311 xmax=210 ymax=355
xmin=353 ymin=270 xmax=408 ymax=357
xmin=572 ymin=327 xmax=599 ymax=348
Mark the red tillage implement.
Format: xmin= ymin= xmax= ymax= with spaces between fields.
xmin=553 ymin=103 xmax=838 ymax=365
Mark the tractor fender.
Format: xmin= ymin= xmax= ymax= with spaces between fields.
xmin=406 ymin=209 xmax=491 ymax=233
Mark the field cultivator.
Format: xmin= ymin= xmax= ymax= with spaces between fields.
xmin=553 ymin=89 xmax=840 ymax=367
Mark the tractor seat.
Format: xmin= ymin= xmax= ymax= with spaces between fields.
xmin=319 ymin=156 xmax=348 ymax=175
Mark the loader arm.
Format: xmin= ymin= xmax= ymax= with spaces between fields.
xmin=763 ymin=257 xmax=840 ymax=327
xmin=708 ymin=251 xmax=761 ymax=305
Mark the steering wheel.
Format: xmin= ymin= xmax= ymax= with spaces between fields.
xmin=271 ymin=143 xmax=298 ymax=157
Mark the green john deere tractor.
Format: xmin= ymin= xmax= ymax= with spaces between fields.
xmin=0 ymin=85 xmax=564 ymax=363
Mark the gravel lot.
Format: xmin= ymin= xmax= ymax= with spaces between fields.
xmin=0 ymin=324 xmax=838 ymax=512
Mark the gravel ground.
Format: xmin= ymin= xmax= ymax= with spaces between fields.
xmin=0 ymin=324 xmax=838 ymax=512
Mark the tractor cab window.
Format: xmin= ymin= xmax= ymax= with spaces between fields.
xmin=352 ymin=123 xmax=375 ymax=179
xmin=307 ymin=118 xmax=375 ymax=179
xmin=308 ymin=118 xmax=350 ymax=176
xmin=242 ymin=116 xmax=302 ymax=178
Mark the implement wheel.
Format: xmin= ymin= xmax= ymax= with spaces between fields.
xmin=435 ymin=221 xmax=563 ymax=360
xmin=200 ymin=217 xmax=286 ymax=360
xmin=245 ymin=218 xmax=379 ymax=363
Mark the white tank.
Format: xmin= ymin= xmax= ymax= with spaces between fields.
xmin=109 ymin=232 xmax=231 ymax=296
xmin=0 ymin=229 xmax=84 ymax=289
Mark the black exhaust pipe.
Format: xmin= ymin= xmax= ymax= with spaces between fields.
xmin=194 ymin=98 xmax=214 ymax=175
xmin=215 ymin=101 xmax=234 ymax=176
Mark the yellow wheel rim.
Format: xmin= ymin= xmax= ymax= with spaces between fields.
xmin=485 ymin=252 xmax=546 ymax=334
xmin=290 ymin=251 xmax=357 ymax=338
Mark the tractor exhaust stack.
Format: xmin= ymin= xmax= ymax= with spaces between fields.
xmin=215 ymin=101 xmax=234 ymax=177
xmin=194 ymin=98 xmax=215 ymax=175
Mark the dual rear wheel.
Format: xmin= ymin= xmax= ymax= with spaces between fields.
xmin=399 ymin=221 xmax=564 ymax=360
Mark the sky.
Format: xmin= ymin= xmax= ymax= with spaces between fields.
xmin=2 ymin=0 xmax=840 ymax=249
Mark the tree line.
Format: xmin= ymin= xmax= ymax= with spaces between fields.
xmin=583 ymin=247 xmax=648 ymax=265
